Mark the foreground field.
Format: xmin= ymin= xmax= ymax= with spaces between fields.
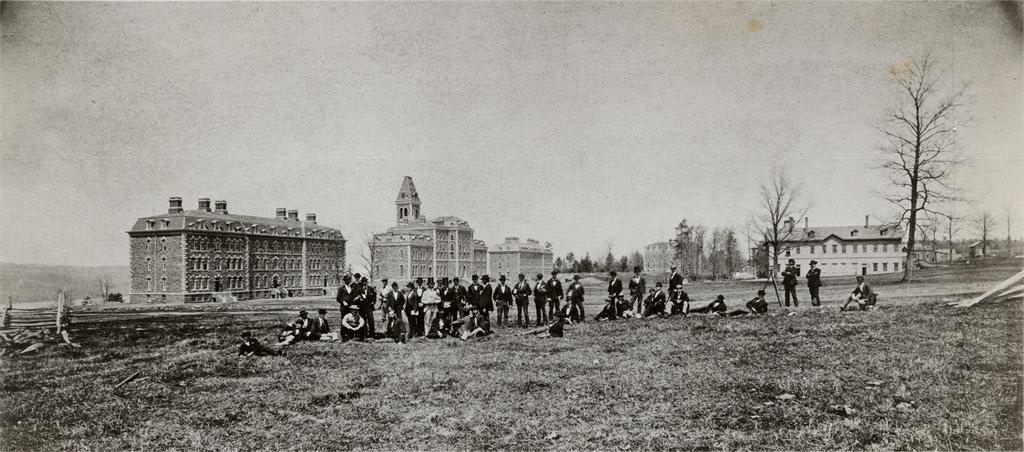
xmin=2 ymin=286 xmax=1022 ymax=450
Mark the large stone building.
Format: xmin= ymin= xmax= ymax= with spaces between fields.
xmin=488 ymin=237 xmax=553 ymax=278
xmin=128 ymin=197 xmax=346 ymax=303
xmin=644 ymin=241 xmax=677 ymax=274
xmin=768 ymin=216 xmax=905 ymax=276
xmin=371 ymin=177 xmax=487 ymax=281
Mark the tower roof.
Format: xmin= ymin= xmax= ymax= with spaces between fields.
xmin=396 ymin=176 xmax=421 ymax=204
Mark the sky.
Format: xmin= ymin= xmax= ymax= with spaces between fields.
xmin=1 ymin=1 xmax=1022 ymax=268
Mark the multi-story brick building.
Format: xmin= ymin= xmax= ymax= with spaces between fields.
xmin=371 ymin=177 xmax=487 ymax=282
xmin=768 ymin=216 xmax=905 ymax=276
xmin=644 ymin=241 xmax=677 ymax=274
xmin=128 ymin=197 xmax=346 ymax=303
xmin=487 ymin=237 xmax=553 ymax=278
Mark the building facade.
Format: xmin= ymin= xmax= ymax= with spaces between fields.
xmin=128 ymin=198 xmax=346 ymax=303
xmin=371 ymin=177 xmax=487 ymax=282
xmin=487 ymin=237 xmax=553 ymax=278
xmin=644 ymin=241 xmax=677 ymax=274
xmin=768 ymin=217 xmax=904 ymax=277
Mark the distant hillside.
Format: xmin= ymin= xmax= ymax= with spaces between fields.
xmin=0 ymin=262 xmax=129 ymax=305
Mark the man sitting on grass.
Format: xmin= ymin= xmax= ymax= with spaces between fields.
xmin=340 ymin=305 xmax=367 ymax=342
xmin=594 ymin=295 xmax=631 ymax=321
xmin=723 ymin=290 xmax=770 ymax=317
xmin=669 ymin=284 xmax=691 ymax=316
xmin=278 ymin=310 xmax=312 ymax=346
xmin=840 ymin=275 xmax=876 ymax=311
xmin=309 ymin=308 xmax=337 ymax=341
xmin=643 ymin=283 xmax=668 ymax=318
xmin=239 ymin=331 xmax=284 ymax=356
xmin=453 ymin=307 xmax=489 ymax=341
xmin=690 ymin=294 xmax=728 ymax=315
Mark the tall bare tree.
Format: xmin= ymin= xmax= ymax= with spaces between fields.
xmin=876 ymin=55 xmax=968 ymax=281
xmin=95 ymin=274 xmax=112 ymax=301
xmin=359 ymin=232 xmax=378 ymax=281
xmin=930 ymin=210 xmax=963 ymax=264
xmin=1004 ymin=204 xmax=1016 ymax=257
xmin=975 ymin=210 xmax=996 ymax=259
xmin=752 ymin=167 xmax=810 ymax=276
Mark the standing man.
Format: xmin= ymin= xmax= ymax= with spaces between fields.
xmin=493 ymin=275 xmax=513 ymax=327
xmin=336 ymin=274 xmax=357 ymax=315
xmin=513 ymin=273 xmax=532 ymax=327
xmin=567 ymin=274 xmax=586 ymax=323
xmin=532 ymin=273 xmax=548 ymax=326
xmin=628 ymin=267 xmax=646 ymax=315
xmin=360 ymin=276 xmax=377 ymax=338
xmin=451 ymin=277 xmax=468 ymax=317
xmin=806 ymin=260 xmax=822 ymax=306
xmin=379 ymin=278 xmax=391 ymax=327
xmin=782 ymin=258 xmax=800 ymax=307
xmin=405 ymin=280 xmax=423 ymax=338
xmin=421 ymin=279 xmax=441 ymax=337
xmin=385 ymin=282 xmax=406 ymax=342
xmin=546 ymin=270 xmax=564 ymax=321
xmin=467 ymin=274 xmax=483 ymax=312
xmin=607 ymin=271 xmax=623 ymax=319
xmin=668 ymin=266 xmax=684 ymax=301
xmin=478 ymin=275 xmax=494 ymax=325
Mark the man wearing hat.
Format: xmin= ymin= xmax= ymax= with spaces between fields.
xmin=691 ymin=295 xmax=728 ymax=315
xmin=782 ymin=258 xmax=800 ymax=307
xmin=566 ymin=274 xmax=586 ymax=323
xmin=340 ymin=305 xmax=367 ymax=342
xmin=840 ymin=275 xmax=874 ymax=311
xmin=379 ymin=278 xmax=392 ymax=323
xmin=478 ymin=275 xmax=494 ymax=324
xmin=421 ymin=279 xmax=441 ymax=337
xmin=406 ymin=280 xmax=423 ymax=338
xmin=451 ymin=277 xmax=468 ymax=318
xmin=385 ymin=282 xmax=406 ymax=342
xmin=336 ymin=274 xmax=357 ymax=314
xmin=643 ymin=282 xmax=668 ymax=317
xmin=493 ymin=275 xmax=513 ymax=327
xmin=309 ymin=308 xmax=333 ymax=341
xmin=628 ymin=267 xmax=646 ymax=314
xmin=806 ymin=260 xmax=822 ymax=306
xmin=359 ymin=276 xmax=377 ymax=338
xmin=746 ymin=289 xmax=770 ymax=315
xmin=512 ymin=274 xmax=532 ymax=327
xmin=467 ymin=275 xmax=483 ymax=312
xmin=668 ymin=266 xmax=684 ymax=301
xmin=669 ymin=284 xmax=691 ymax=316
xmin=532 ymin=273 xmax=548 ymax=326
xmin=545 ymin=271 xmax=564 ymax=321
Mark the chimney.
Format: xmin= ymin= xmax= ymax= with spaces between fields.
xmin=306 ymin=213 xmax=317 ymax=224
xmin=214 ymin=200 xmax=228 ymax=214
xmin=865 ymin=215 xmax=869 ymax=228
xmin=786 ymin=216 xmax=794 ymax=233
xmin=287 ymin=209 xmax=299 ymax=221
xmin=275 ymin=208 xmax=287 ymax=220
xmin=168 ymin=197 xmax=183 ymax=214
xmin=198 ymin=198 xmax=211 ymax=212
xmin=804 ymin=217 xmax=808 ymax=231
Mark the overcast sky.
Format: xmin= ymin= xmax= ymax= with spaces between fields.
xmin=1 ymin=1 xmax=1021 ymax=268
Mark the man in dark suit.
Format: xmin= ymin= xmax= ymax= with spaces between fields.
xmin=336 ymin=274 xmax=357 ymax=314
xmin=782 ymin=258 xmax=800 ymax=307
xmin=451 ymin=277 xmax=468 ymax=317
xmin=546 ymin=270 xmax=564 ymax=320
xmin=309 ymin=308 xmax=332 ymax=341
xmin=513 ymin=273 xmax=533 ymax=327
xmin=628 ymin=266 xmax=646 ymax=314
xmin=806 ymin=260 xmax=822 ymax=306
xmin=405 ymin=280 xmax=423 ymax=338
xmin=467 ymin=274 xmax=483 ymax=311
xmin=385 ymin=282 xmax=406 ymax=342
xmin=567 ymin=274 xmax=586 ymax=322
xmin=360 ymin=276 xmax=377 ymax=337
xmin=607 ymin=271 xmax=623 ymax=319
xmin=493 ymin=275 xmax=513 ymax=327
xmin=478 ymin=275 xmax=494 ymax=325
xmin=668 ymin=266 xmax=684 ymax=300
xmin=841 ymin=275 xmax=875 ymax=311
xmin=532 ymin=273 xmax=548 ymax=326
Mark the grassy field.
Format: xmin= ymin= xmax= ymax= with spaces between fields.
xmin=1 ymin=261 xmax=1022 ymax=450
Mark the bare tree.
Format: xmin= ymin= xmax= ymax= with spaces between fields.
xmin=95 ymin=274 xmax=112 ymax=301
xmin=930 ymin=210 xmax=963 ymax=264
xmin=359 ymin=232 xmax=378 ymax=281
xmin=752 ymin=167 xmax=810 ymax=276
xmin=1005 ymin=204 xmax=1016 ymax=257
xmin=975 ymin=210 xmax=996 ymax=259
xmin=876 ymin=55 xmax=968 ymax=281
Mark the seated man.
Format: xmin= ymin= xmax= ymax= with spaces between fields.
xmin=340 ymin=306 xmax=367 ymax=342
xmin=840 ymin=275 xmax=876 ymax=311
xmin=690 ymin=294 xmax=728 ymax=315
xmin=724 ymin=290 xmax=770 ymax=317
xmin=668 ymin=285 xmax=691 ymax=316
xmin=309 ymin=308 xmax=337 ymax=341
xmin=594 ymin=295 xmax=631 ymax=321
xmin=453 ymin=307 xmax=488 ymax=341
xmin=278 ymin=310 xmax=312 ymax=345
xmin=239 ymin=331 xmax=283 ymax=356
xmin=643 ymin=284 xmax=668 ymax=318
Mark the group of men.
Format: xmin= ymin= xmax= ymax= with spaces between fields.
xmin=780 ymin=258 xmax=876 ymax=311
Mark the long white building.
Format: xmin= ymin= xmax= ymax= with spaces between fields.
xmin=769 ymin=217 xmax=905 ymax=277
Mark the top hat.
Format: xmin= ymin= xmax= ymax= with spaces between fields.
xmin=353 ymin=273 xmax=361 ymax=279
xmin=536 ymin=273 xmax=544 ymax=279
xmin=298 ymin=310 xmax=308 ymax=316
xmin=471 ymin=274 xmax=479 ymax=280
xmin=551 ymin=270 xmax=559 ymax=276
xmin=499 ymin=275 xmax=507 ymax=281
xmin=481 ymin=275 xmax=491 ymax=281
xmin=317 ymin=308 xmax=327 ymax=314
xmin=634 ymin=266 xmax=641 ymax=273
xmin=415 ymin=277 xmax=424 ymax=284
xmin=453 ymin=277 xmax=460 ymax=282
xmin=609 ymin=271 xmax=617 ymax=277
xmin=518 ymin=273 xmax=525 ymax=279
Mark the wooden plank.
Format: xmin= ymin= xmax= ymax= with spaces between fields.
xmin=956 ymin=269 xmax=1024 ymax=307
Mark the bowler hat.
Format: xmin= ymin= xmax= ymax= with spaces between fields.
xmin=573 ymin=275 xmax=580 ymax=280
xmin=353 ymin=273 xmax=361 ymax=279
xmin=499 ymin=275 xmax=506 ymax=281
xmin=810 ymin=260 xmax=818 ymax=265
xmin=317 ymin=308 xmax=327 ymax=314
xmin=788 ymin=259 xmax=795 ymax=264
xmin=655 ymin=282 xmax=663 ymax=287
xmin=716 ymin=295 xmax=724 ymax=301
xmin=299 ymin=310 xmax=308 ymax=316
xmin=610 ymin=271 xmax=617 ymax=277
xmin=634 ymin=266 xmax=641 ymax=273
xmin=471 ymin=274 xmax=479 ymax=280
xmin=481 ymin=275 xmax=490 ymax=281
xmin=518 ymin=273 xmax=525 ymax=279
xmin=416 ymin=277 xmax=424 ymax=284
xmin=536 ymin=273 xmax=543 ymax=279
xmin=757 ymin=289 xmax=766 ymax=295
xmin=453 ymin=277 xmax=460 ymax=282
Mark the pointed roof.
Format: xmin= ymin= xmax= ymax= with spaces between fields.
xmin=396 ymin=176 xmax=421 ymax=203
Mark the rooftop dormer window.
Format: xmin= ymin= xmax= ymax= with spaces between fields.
xmin=146 ymin=220 xmax=155 ymax=230
xmin=807 ymin=231 xmax=815 ymax=238
xmin=850 ymin=229 xmax=858 ymax=237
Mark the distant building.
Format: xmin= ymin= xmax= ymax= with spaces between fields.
xmin=128 ymin=198 xmax=346 ymax=303
xmin=488 ymin=237 xmax=553 ymax=278
xmin=644 ymin=241 xmax=677 ymax=274
xmin=768 ymin=216 xmax=904 ymax=276
xmin=371 ymin=177 xmax=487 ymax=281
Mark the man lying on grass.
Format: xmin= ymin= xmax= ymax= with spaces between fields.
xmin=721 ymin=290 xmax=770 ymax=317
xmin=239 ymin=331 xmax=284 ymax=357
xmin=689 ymin=294 xmax=728 ymax=315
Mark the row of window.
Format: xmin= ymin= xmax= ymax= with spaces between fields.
xmin=786 ymin=262 xmax=901 ymax=272
xmin=788 ymin=243 xmax=895 ymax=256
xmin=190 ymin=257 xmax=244 ymax=271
